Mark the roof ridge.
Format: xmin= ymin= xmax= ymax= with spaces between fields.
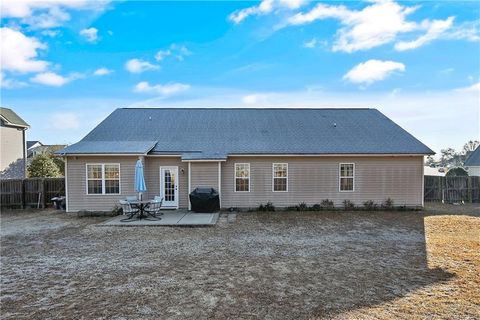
xmin=120 ymin=107 xmax=375 ymax=110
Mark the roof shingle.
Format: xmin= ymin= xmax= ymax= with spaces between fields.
xmin=59 ymin=108 xmax=434 ymax=158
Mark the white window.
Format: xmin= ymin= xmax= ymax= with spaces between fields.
xmin=273 ymin=163 xmax=288 ymax=192
xmin=86 ymin=164 xmax=120 ymax=195
xmin=235 ymin=163 xmax=250 ymax=192
xmin=339 ymin=163 xmax=354 ymax=192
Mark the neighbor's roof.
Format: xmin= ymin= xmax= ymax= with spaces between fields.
xmin=27 ymin=141 xmax=42 ymax=149
xmin=0 ymin=107 xmax=29 ymax=128
xmin=465 ymin=146 xmax=480 ymax=166
xmin=58 ymin=108 xmax=434 ymax=158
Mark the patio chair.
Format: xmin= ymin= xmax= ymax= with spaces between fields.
xmin=119 ymin=200 xmax=139 ymax=222
xmin=125 ymin=196 xmax=137 ymax=202
xmin=145 ymin=198 xmax=163 ymax=217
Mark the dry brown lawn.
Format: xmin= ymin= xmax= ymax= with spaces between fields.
xmin=1 ymin=204 xmax=479 ymax=319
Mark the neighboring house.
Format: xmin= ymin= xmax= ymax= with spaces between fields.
xmin=464 ymin=146 xmax=480 ymax=176
xmin=27 ymin=140 xmax=43 ymax=157
xmin=424 ymin=166 xmax=446 ymax=177
xmin=57 ymin=108 xmax=434 ymax=212
xmin=0 ymin=107 xmax=29 ymax=179
xmin=27 ymin=141 xmax=66 ymax=159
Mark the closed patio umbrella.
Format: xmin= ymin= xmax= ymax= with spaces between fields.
xmin=134 ymin=159 xmax=147 ymax=200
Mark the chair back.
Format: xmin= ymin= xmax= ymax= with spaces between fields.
xmin=126 ymin=196 xmax=137 ymax=202
xmin=119 ymin=200 xmax=135 ymax=214
xmin=154 ymin=196 xmax=163 ymax=202
xmin=148 ymin=198 xmax=163 ymax=213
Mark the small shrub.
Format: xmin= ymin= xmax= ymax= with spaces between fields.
xmin=257 ymin=201 xmax=275 ymax=212
xmin=297 ymin=202 xmax=308 ymax=211
xmin=343 ymin=199 xmax=355 ymax=211
xmin=363 ymin=200 xmax=378 ymax=211
xmin=112 ymin=205 xmax=123 ymax=215
xmin=311 ymin=204 xmax=322 ymax=211
xmin=320 ymin=199 xmax=334 ymax=210
xmin=382 ymin=198 xmax=394 ymax=210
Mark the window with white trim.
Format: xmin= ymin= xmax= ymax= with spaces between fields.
xmin=86 ymin=164 xmax=120 ymax=194
xmin=339 ymin=163 xmax=354 ymax=192
xmin=273 ymin=163 xmax=288 ymax=192
xmin=235 ymin=163 xmax=250 ymax=192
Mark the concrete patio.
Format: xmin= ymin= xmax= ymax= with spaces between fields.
xmin=98 ymin=210 xmax=219 ymax=227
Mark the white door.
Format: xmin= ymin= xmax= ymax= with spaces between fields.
xmin=160 ymin=166 xmax=179 ymax=208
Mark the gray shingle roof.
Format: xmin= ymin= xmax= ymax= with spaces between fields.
xmin=58 ymin=108 xmax=434 ymax=158
xmin=0 ymin=107 xmax=29 ymax=128
xmin=465 ymin=147 xmax=480 ymax=166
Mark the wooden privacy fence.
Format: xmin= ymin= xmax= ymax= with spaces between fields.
xmin=1 ymin=176 xmax=479 ymax=209
xmin=1 ymin=178 xmax=65 ymax=209
xmin=424 ymin=176 xmax=480 ymax=203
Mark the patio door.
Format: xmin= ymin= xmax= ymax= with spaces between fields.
xmin=160 ymin=166 xmax=179 ymax=209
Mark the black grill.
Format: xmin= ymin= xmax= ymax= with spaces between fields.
xmin=189 ymin=187 xmax=220 ymax=213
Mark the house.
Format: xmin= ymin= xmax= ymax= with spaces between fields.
xmin=424 ymin=166 xmax=446 ymax=177
xmin=27 ymin=140 xmax=67 ymax=158
xmin=0 ymin=107 xmax=29 ymax=179
xmin=57 ymin=108 xmax=434 ymax=212
xmin=464 ymin=146 xmax=480 ymax=176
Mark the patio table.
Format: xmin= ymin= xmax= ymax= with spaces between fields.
xmin=125 ymin=200 xmax=160 ymax=221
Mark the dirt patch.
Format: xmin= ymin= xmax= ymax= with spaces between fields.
xmin=1 ymin=208 xmax=479 ymax=319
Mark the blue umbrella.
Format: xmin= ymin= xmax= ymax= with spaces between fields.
xmin=134 ymin=159 xmax=147 ymax=200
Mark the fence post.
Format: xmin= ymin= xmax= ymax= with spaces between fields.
xmin=40 ymin=178 xmax=46 ymax=209
xmin=468 ymin=177 xmax=472 ymax=203
xmin=21 ymin=179 xmax=26 ymax=209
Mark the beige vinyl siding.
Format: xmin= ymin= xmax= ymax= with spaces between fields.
xmin=66 ymin=156 xmax=137 ymax=212
xmin=67 ymin=156 xmax=189 ymax=212
xmin=0 ymin=126 xmax=24 ymax=172
xmin=143 ymin=157 xmax=189 ymax=209
xmin=189 ymin=162 xmax=219 ymax=191
xmin=221 ymin=156 xmax=424 ymax=208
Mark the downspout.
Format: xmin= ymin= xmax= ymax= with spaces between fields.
xmin=22 ymin=128 xmax=27 ymax=178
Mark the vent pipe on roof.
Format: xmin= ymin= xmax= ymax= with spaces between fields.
xmin=333 ymin=123 xmax=337 ymax=127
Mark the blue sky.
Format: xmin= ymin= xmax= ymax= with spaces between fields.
xmin=1 ymin=0 xmax=479 ymax=155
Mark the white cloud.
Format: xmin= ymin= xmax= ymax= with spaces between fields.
xmin=125 ymin=59 xmax=159 ymax=73
xmin=41 ymin=29 xmax=61 ymax=37
xmin=288 ymin=1 xmax=419 ymax=52
xmin=155 ymin=44 xmax=192 ymax=62
xmin=30 ymin=71 xmax=83 ymax=87
xmin=1 ymin=0 xmax=110 ymax=29
xmin=93 ymin=67 xmax=112 ymax=76
xmin=445 ymin=20 xmax=480 ymax=42
xmin=1 ymin=27 xmax=49 ymax=73
xmin=303 ymin=38 xmax=317 ymax=48
xmin=51 ymin=113 xmax=80 ymax=130
xmin=22 ymin=6 xmax=70 ymax=29
xmin=0 ymin=72 xmax=28 ymax=89
xmin=284 ymin=1 xmax=473 ymax=52
xmin=80 ymin=27 xmax=98 ymax=43
xmin=133 ymin=81 xmax=190 ymax=96
xmin=229 ymin=0 xmax=306 ymax=24
xmin=455 ymin=82 xmax=480 ymax=92
xmin=155 ymin=50 xmax=171 ymax=61
xmin=395 ymin=17 xmax=455 ymax=51
xmin=242 ymin=94 xmax=270 ymax=105
xmin=343 ymin=60 xmax=405 ymax=85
